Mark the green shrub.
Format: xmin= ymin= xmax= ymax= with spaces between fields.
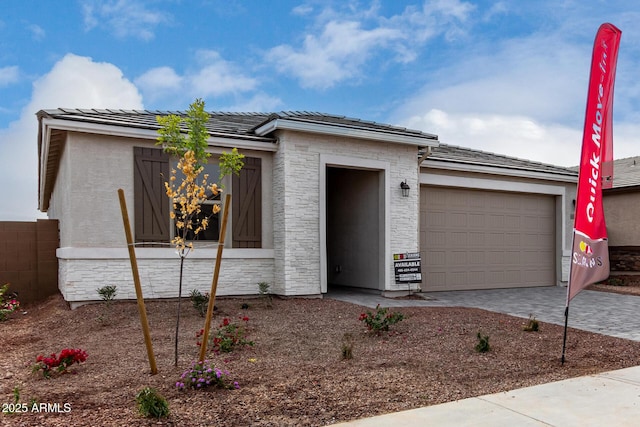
xmin=607 ymin=277 xmax=625 ymax=287
xmin=258 ymin=282 xmax=272 ymax=308
xmin=135 ymin=387 xmax=169 ymax=419
xmin=475 ymin=332 xmax=490 ymax=353
xmin=97 ymin=285 xmax=117 ymax=304
xmin=523 ymin=314 xmax=539 ymax=332
xmin=359 ymin=305 xmax=404 ymax=333
xmin=189 ymin=289 xmax=209 ymax=317
xmin=341 ymin=333 xmax=354 ymax=360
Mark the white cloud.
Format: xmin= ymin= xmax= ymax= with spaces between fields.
xmin=223 ymin=93 xmax=283 ymax=113
xmin=397 ymin=34 xmax=589 ymax=125
xmin=402 ymin=109 xmax=582 ymax=166
xmin=390 ymin=28 xmax=604 ymax=167
xmin=81 ymin=0 xmax=169 ymax=41
xmin=268 ymin=20 xmax=404 ymax=89
xmin=0 ymin=66 xmax=19 ymax=87
xmin=134 ymin=66 xmax=183 ymax=102
xmin=0 ymin=54 xmax=143 ymax=220
xmin=27 ymin=24 xmax=46 ymax=41
xmin=292 ymin=4 xmax=313 ymax=16
xmin=190 ymin=50 xmax=258 ymax=97
xmin=268 ymin=0 xmax=475 ymax=89
xmin=135 ymin=50 xmax=258 ymax=104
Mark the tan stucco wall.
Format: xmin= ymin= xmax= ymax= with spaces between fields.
xmin=47 ymin=132 xmax=274 ymax=249
xmin=48 ymin=133 xmax=136 ymax=247
xmin=604 ymin=191 xmax=640 ymax=246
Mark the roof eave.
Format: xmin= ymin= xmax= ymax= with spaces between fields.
xmin=254 ymin=118 xmax=439 ymax=148
xmin=422 ymin=158 xmax=578 ymax=183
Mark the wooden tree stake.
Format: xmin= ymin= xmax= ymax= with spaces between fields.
xmin=118 ymin=189 xmax=158 ymax=375
xmin=199 ymin=193 xmax=232 ymax=362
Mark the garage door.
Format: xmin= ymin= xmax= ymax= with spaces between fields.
xmin=420 ymin=186 xmax=556 ymax=291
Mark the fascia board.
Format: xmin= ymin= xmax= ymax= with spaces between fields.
xmin=254 ymin=118 xmax=439 ymax=148
xmin=421 ymin=159 xmax=578 ymax=183
xmin=41 ymin=118 xmax=278 ymax=152
xmin=38 ymin=123 xmax=52 ymax=211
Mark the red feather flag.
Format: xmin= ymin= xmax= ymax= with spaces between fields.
xmin=567 ymin=23 xmax=621 ymax=303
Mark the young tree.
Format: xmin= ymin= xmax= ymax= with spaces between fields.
xmin=156 ymin=99 xmax=244 ymax=366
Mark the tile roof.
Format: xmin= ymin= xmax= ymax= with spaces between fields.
xmin=610 ymin=156 xmax=640 ymax=189
xmin=38 ymin=108 xmax=575 ymax=178
xmin=427 ymin=143 xmax=578 ymax=177
xmin=37 ymin=109 xmax=438 ymax=143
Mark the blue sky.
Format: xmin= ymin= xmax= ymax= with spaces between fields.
xmin=1 ymin=0 xmax=639 ymax=220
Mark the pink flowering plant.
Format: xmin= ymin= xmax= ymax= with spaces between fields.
xmin=0 ymin=284 xmax=20 ymax=321
xmin=176 ymin=360 xmax=239 ymax=390
xmin=359 ymin=304 xmax=404 ymax=333
xmin=33 ymin=348 xmax=88 ymax=378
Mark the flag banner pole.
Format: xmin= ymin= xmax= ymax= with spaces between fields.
xmin=562 ymin=23 xmax=621 ymax=363
xmin=561 ymin=305 xmax=570 ymax=365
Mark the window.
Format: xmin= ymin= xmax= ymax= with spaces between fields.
xmin=171 ymin=160 xmax=223 ymax=243
xmin=134 ymin=147 xmax=262 ymax=248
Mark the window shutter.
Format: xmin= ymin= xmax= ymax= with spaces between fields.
xmin=232 ymin=157 xmax=262 ymax=248
xmin=134 ymin=147 xmax=170 ymax=243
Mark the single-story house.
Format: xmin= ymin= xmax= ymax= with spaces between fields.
xmin=36 ymin=109 xmax=577 ymax=307
xmin=603 ymin=156 xmax=640 ymax=272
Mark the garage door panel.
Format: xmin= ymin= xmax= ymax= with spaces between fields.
xmin=468 ymin=214 xmax=485 ymax=228
xmin=430 ymin=231 xmax=447 ymax=246
xmin=421 ymin=186 xmax=555 ymax=291
xmin=468 ymin=232 xmax=485 ymax=247
xmin=426 ymin=250 xmax=446 ymax=266
xmin=468 ymin=251 xmax=485 ymax=264
xmin=450 ymin=231 xmax=469 ymax=246
xmin=504 ymin=233 xmax=521 ymax=247
xmin=447 ymin=251 xmax=467 ymax=265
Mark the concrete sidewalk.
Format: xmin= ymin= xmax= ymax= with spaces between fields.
xmin=329 ymin=365 xmax=640 ymax=426
xmin=326 ymin=287 xmax=640 ymax=426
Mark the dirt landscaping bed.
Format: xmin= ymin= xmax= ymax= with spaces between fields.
xmin=587 ymin=275 xmax=640 ymax=296
xmin=2 ymin=292 xmax=640 ymax=426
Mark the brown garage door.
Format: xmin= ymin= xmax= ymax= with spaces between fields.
xmin=420 ymin=186 xmax=556 ymax=291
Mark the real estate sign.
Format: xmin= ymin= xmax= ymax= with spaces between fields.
xmin=394 ymin=252 xmax=422 ymax=284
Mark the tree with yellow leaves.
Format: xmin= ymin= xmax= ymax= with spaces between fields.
xmin=156 ymin=99 xmax=244 ymax=366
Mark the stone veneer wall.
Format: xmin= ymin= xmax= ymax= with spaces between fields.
xmin=57 ymin=248 xmax=275 ymax=308
xmin=609 ymin=246 xmax=640 ymax=272
xmin=272 ymin=131 xmax=420 ymax=295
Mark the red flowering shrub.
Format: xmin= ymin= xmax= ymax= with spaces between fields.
xmin=0 ymin=284 xmax=19 ymax=321
xmin=359 ymin=304 xmax=404 ymax=333
xmin=196 ymin=317 xmax=253 ymax=354
xmin=33 ymin=348 xmax=88 ymax=378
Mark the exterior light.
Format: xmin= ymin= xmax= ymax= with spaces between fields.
xmin=400 ymin=180 xmax=410 ymax=198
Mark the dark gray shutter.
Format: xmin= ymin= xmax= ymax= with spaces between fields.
xmin=232 ymin=157 xmax=262 ymax=248
xmin=134 ymin=147 xmax=170 ymax=243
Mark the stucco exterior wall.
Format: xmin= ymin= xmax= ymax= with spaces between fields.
xmin=48 ymin=133 xmax=140 ymax=248
xmin=47 ymin=131 xmax=277 ymax=304
xmin=604 ymin=191 xmax=640 ymax=246
xmin=272 ymin=130 xmax=420 ymax=296
xmin=47 ymin=132 xmax=275 ymax=249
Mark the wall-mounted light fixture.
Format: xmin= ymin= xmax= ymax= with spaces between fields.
xmin=400 ymin=180 xmax=410 ymax=198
